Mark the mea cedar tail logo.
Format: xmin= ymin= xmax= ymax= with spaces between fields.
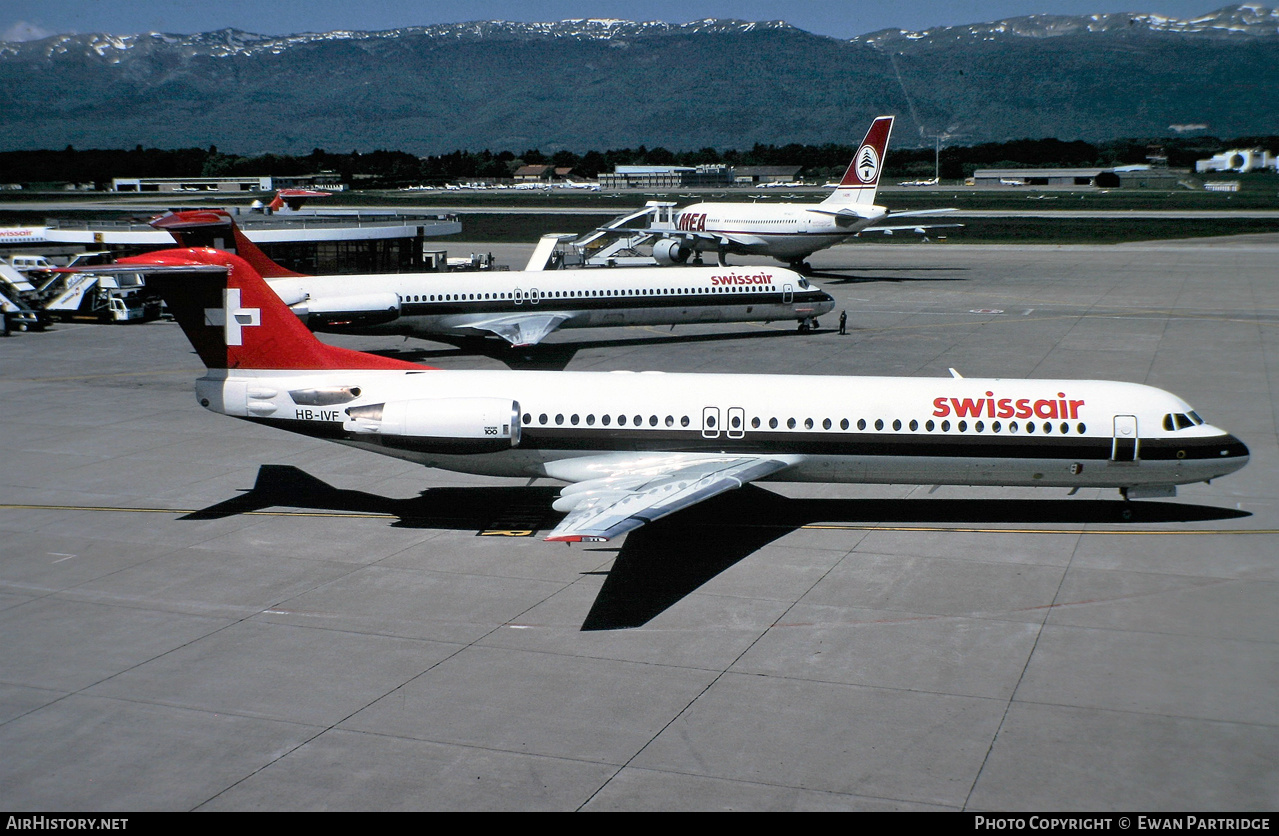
xmin=856 ymin=145 xmax=880 ymax=183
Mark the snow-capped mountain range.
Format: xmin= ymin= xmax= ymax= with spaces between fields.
xmin=0 ymin=6 xmax=1275 ymax=153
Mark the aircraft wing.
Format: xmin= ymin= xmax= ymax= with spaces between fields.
xmin=806 ymin=207 xmax=880 ymax=223
xmin=857 ymin=208 xmax=962 ymax=235
xmin=544 ymin=454 xmax=798 ymax=542
xmin=605 ymin=228 xmax=769 ymax=249
xmin=858 ymin=223 xmax=964 ymax=235
xmin=883 ymin=208 xmax=958 ymax=219
xmin=809 ymin=206 xmax=957 ymax=224
xmin=456 ymin=312 xmax=574 ymax=347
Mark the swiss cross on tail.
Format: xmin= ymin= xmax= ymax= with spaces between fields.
xmin=204 ymin=288 xmax=261 ymax=346
xmin=825 ymin=115 xmax=895 ymax=207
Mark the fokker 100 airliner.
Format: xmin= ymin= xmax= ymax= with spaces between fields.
xmin=644 ymin=116 xmax=957 ymax=271
xmin=108 ymin=245 xmax=1249 ymax=544
xmin=150 ymin=210 xmax=834 ymax=346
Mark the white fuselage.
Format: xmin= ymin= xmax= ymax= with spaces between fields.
xmin=196 ymin=368 xmax=1249 ymax=493
xmin=674 ymin=202 xmax=888 ymax=262
xmin=268 ymin=264 xmax=834 ymax=340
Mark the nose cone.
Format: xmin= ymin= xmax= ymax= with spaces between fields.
xmin=817 ymin=291 xmax=836 ymax=314
xmin=1218 ymin=433 xmax=1250 ymax=468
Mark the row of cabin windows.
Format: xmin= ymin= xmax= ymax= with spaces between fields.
xmin=521 ymin=411 xmax=1087 ymax=436
xmin=399 ymin=285 xmax=778 ymax=303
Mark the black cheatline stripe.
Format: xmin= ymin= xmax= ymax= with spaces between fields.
xmin=248 ymin=420 xmax=1245 ymax=463
xmin=390 ymin=290 xmax=829 ymax=318
xmin=506 ymin=427 xmax=1110 ymax=459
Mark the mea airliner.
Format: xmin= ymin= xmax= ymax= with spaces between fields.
xmin=151 ymin=210 xmax=833 ymax=346
xmin=645 ymin=116 xmax=956 ymax=271
xmin=114 ymin=246 xmax=1249 ymax=544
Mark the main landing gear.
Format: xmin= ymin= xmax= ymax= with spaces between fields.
xmin=788 ymin=259 xmax=814 ymax=276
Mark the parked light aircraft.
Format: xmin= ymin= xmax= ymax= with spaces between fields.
xmin=643 ymin=116 xmax=957 ymax=271
xmin=149 ymin=210 xmax=834 ymax=346
xmin=112 ymin=246 xmax=1248 ymax=544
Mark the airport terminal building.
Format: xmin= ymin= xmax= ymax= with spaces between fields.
xmin=1 ymin=212 xmax=463 ymax=274
xmin=970 ymin=166 xmax=1185 ymax=188
xmin=599 ymin=165 xmax=735 ymax=189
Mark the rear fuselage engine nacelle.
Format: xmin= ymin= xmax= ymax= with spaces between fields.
xmin=290 ymin=291 xmax=401 ymax=329
xmin=344 ymin=397 xmax=521 ymax=454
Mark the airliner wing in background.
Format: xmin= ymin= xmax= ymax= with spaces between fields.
xmin=810 ymin=206 xmax=956 ymax=221
xmin=456 ymin=312 xmax=575 ymax=346
xmin=608 ymin=227 xmax=768 ymax=250
xmin=705 ymin=232 xmax=768 ymax=249
xmin=544 ymin=454 xmax=798 ymax=542
xmin=856 ymin=207 xmax=963 ymax=235
xmin=858 ymin=223 xmax=965 ymax=235
xmin=806 ymin=206 xmax=880 ymax=222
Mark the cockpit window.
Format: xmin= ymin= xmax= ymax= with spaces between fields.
xmin=1163 ymin=412 xmax=1202 ymax=432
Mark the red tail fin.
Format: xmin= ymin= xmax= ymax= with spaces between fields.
xmin=824 ymin=116 xmax=894 ymax=206
xmin=267 ymin=188 xmax=332 ymax=213
xmin=150 ymin=210 xmax=307 ymax=279
xmin=121 ymin=248 xmax=422 ymax=372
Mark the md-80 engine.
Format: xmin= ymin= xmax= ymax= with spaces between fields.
xmin=290 ymin=292 xmax=401 ymax=329
xmin=344 ymin=398 xmax=521 ymax=454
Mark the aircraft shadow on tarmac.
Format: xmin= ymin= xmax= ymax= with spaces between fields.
xmin=182 ymin=464 xmax=1250 ymax=631
xmin=366 ymin=327 xmax=805 ymax=371
xmin=806 ymin=266 xmax=970 ymax=284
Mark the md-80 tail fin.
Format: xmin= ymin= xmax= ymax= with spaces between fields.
xmin=821 ymin=115 xmax=894 ymax=208
xmin=150 ymin=210 xmax=307 ymax=279
xmin=118 ymin=248 xmax=420 ymax=372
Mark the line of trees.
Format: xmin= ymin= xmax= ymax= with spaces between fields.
xmin=2 ymin=136 xmax=1273 ymax=189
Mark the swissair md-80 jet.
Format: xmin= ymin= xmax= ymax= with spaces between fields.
xmin=645 ymin=116 xmax=956 ymax=272
xmin=109 ymin=245 xmax=1248 ymax=544
xmin=149 ymin=210 xmax=834 ymax=345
